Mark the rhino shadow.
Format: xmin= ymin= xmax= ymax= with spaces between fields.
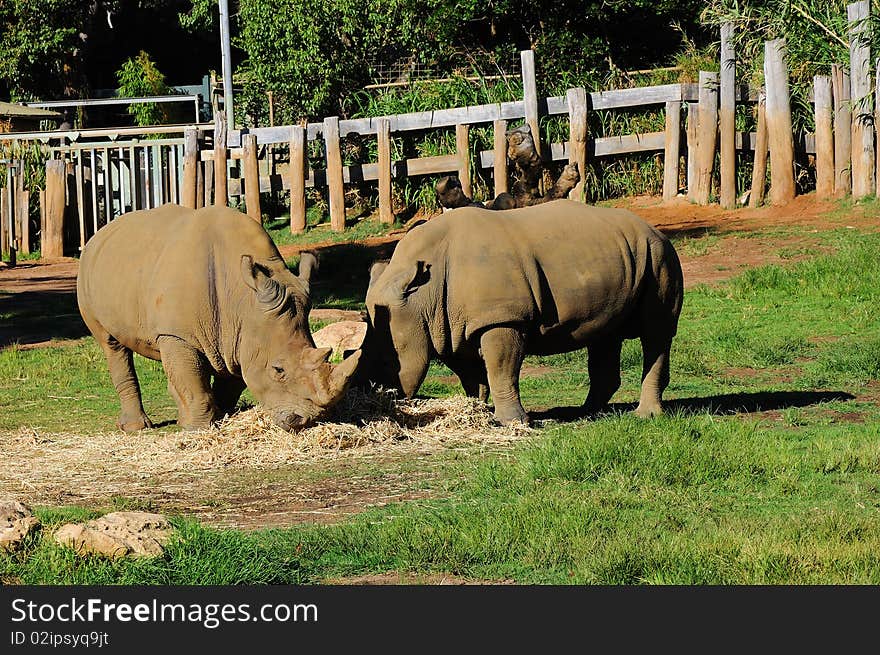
xmin=0 ymin=285 xmax=89 ymax=349
xmin=530 ymin=390 xmax=856 ymax=423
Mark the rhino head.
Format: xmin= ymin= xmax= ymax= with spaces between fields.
xmin=238 ymin=255 xmax=361 ymax=431
xmin=361 ymin=259 xmax=432 ymax=398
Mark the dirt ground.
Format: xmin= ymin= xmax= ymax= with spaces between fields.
xmin=1 ymin=194 xmax=877 ymax=544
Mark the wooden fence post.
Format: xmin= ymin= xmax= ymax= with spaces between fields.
xmin=323 ymin=116 xmax=345 ymax=232
xmin=720 ymin=22 xmax=737 ymax=208
xmin=875 ymin=60 xmax=880 ymax=194
xmin=203 ymin=155 xmax=213 ymax=207
xmin=377 ymin=118 xmax=394 ymax=224
xmin=663 ymin=100 xmax=682 ymax=201
xmin=695 ymin=71 xmax=718 ymax=205
xmin=567 ymin=87 xmax=588 ymax=201
xmin=289 ymin=125 xmax=306 ymax=233
xmin=686 ymin=102 xmax=699 ymax=202
xmin=455 ymin=123 xmax=471 ymax=199
xmin=750 ymin=94 xmax=769 ymax=208
xmin=181 ymin=127 xmax=199 ymax=209
xmin=242 ymin=133 xmax=261 ymax=222
xmin=520 ymin=49 xmax=542 ymax=159
xmin=214 ymin=110 xmax=228 ymax=206
xmin=848 ymin=0 xmax=874 ymax=199
xmin=15 ymin=167 xmax=29 ymax=255
xmin=764 ymin=38 xmax=796 ymax=205
xmin=493 ymin=119 xmax=508 ymax=196
xmin=813 ymin=75 xmax=835 ymax=199
xmin=832 ymin=64 xmax=852 ymax=197
xmin=0 ymin=181 xmax=8 ymax=256
xmin=43 ymin=159 xmax=66 ymax=258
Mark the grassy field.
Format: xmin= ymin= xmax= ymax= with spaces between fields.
xmin=2 ymin=213 xmax=880 ymax=584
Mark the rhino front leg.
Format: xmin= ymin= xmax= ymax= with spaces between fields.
xmin=480 ymin=326 xmax=528 ymax=425
xmin=635 ymin=333 xmax=671 ymax=418
xmin=583 ymin=337 xmax=623 ymax=414
xmin=158 ymin=336 xmax=219 ymax=429
xmin=101 ymin=338 xmax=153 ymax=432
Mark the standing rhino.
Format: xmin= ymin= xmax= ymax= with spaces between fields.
xmin=362 ymin=199 xmax=683 ymax=424
xmin=77 ymin=204 xmax=360 ymax=432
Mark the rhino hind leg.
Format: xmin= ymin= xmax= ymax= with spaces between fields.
xmin=158 ymin=336 xmax=219 ymax=430
xmin=583 ymin=337 xmax=624 ymax=415
xmin=635 ymin=333 xmax=671 ymax=418
xmin=87 ymin=320 xmax=153 ymax=432
xmin=480 ymin=326 xmax=529 ymax=425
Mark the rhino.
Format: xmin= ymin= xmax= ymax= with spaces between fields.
xmin=76 ymin=204 xmax=360 ymax=432
xmin=362 ymin=199 xmax=683 ymax=424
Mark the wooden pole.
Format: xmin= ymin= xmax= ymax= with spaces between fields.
xmin=43 ymin=159 xmax=66 ymax=258
xmin=720 ymin=22 xmax=736 ymax=208
xmin=764 ymin=39 xmax=796 ymax=205
xmin=323 ymin=116 xmax=345 ymax=232
xmin=289 ymin=125 xmax=306 ymax=233
xmin=0 ymin=180 xmax=8 ymax=256
xmin=181 ymin=127 xmax=199 ymax=209
xmin=749 ymin=94 xmax=769 ymax=208
xmin=455 ymin=123 xmax=471 ymax=199
xmin=848 ymin=0 xmax=874 ymax=199
xmin=686 ymin=102 xmax=699 ymax=202
xmin=875 ymin=60 xmax=880 ymax=194
xmin=493 ymin=119 xmax=508 ymax=196
xmin=520 ymin=50 xmax=541 ymax=158
xmin=813 ymin=75 xmax=835 ymax=199
xmin=203 ymin=155 xmax=213 ymax=207
xmin=832 ymin=64 xmax=852 ymax=197
xmin=242 ymin=133 xmax=261 ymax=222
xmin=663 ymin=100 xmax=682 ymax=201
xmin=695 ymin=71 xmax=719 ymax=205
xmin=566 ymin=87 xmax=588 ymax=201
xmin=377 ymin=118 xmax=393 ymax=224
xmin=214 ymin=110 xmax=228 ymax=206
xmin=15 ymin=167 xmax=29 ymax=254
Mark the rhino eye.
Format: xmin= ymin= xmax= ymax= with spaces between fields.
xmin=271 ymin=365 xmax=285 ymax=379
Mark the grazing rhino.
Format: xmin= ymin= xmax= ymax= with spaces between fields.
xmin=77 ymin=204 xmax=360 ymax=432
xmin=362 ymin=199 xmax=683 ymax=424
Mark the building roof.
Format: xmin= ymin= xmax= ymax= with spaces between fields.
xmin=0 ymin=101 xmax=62 ymax=119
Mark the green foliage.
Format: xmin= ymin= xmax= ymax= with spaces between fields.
xmin=115 ymin=50 xmax=175 ymax=126
xmin=0 ymin=1 xmax=193 ymax=101
xmin=0 ymin=0 xmax=84 ymax=100
xmin=0 ymin=140 xmax=48 ymax=193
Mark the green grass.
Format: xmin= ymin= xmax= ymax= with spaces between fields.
xmin=2 ymin=220 xmax=880 ymax=584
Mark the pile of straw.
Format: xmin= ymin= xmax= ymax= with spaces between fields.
xmin=2 ymin=390 xmax=532 ymax=500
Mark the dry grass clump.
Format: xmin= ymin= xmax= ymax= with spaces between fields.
xmin=1 ymin=389 xmax=532 ymax=502
xmin=192 ymin=387 xmax=533 ymax=465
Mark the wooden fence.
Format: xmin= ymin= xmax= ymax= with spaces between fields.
xmin=1 ymin=0 xmax=877 ymax=261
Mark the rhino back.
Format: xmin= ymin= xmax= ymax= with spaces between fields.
xmin=77 ymin=204 xmax=285 ymax=363
xmin=395 ymin=200 xmax=670 ymax=350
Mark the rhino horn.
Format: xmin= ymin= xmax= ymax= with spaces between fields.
xmin=328 ymin=350 xmax=362 ymax=397
xmin=302 ymin=346 xmax=332 ymax=370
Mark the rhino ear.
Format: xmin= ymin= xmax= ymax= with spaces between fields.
xmin=241 ymin=255 xmax=287 ymax=309
xmin=297 ymin=251 xmax=318 ymax=294
xmin=368 ymin=260 xmax=390 ymax=291
xmin=400 ymin=260 xmax=431 ymax=298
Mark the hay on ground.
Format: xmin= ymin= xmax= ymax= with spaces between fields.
xmin=0 ymin=390 xmax=532 ymax=501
